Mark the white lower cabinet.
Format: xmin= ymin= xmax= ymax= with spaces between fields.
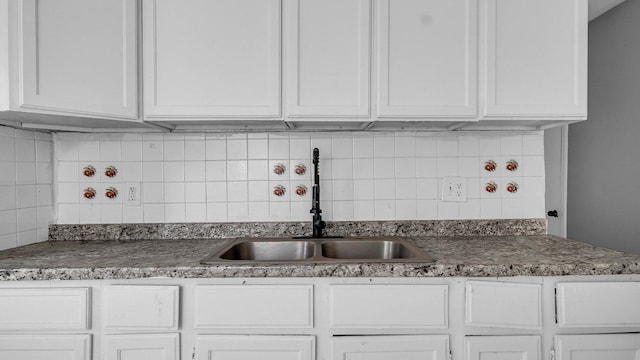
xmin=331 ymin=335 xmax=449 ymax=360
xmin=0 ymin=334 xmax=91 ymax=359
xmin=465 ymin=336 xmax=541 ymax=360
xmin=555 ymin=334 xmax=640 ymax=360
xmin=196 ymin=335 xmax=315 ymax=360
xmin=104 ymin=333 xmax=180 ymax=360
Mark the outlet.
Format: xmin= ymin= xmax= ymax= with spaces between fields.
xmin=125 ymin=182 xmax=140 ymax=206
xmin=442 ymin=177 xmax=467 ymax=202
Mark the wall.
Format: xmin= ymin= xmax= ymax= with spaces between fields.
xmin=0 ymin=126 xmax=54 ymax=250
xmin=54 ymin=131 xmax=545 ymax=224
xmin=568 ymin=0 xmax=640 ymax=254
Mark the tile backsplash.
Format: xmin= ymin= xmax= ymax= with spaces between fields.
xmin=54 ymin=131 xmax=545 ymax=224
xmin=0 ymin=126 xmax=54 ymax=250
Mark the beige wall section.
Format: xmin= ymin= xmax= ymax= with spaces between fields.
xmin=568 ymin=0 xmax=640 ymax=254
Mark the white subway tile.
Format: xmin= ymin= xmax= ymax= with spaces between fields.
xmin=269 ymin=202 xmax=290 ymax=220
xmin=101 ymin=204 xmax=123 ymax=223
xmin=459 ymin=199 xmax=481 ymax=219
xmin=502 ymin=198 xmax=523 ymax=218
xmin=269 ymin=139 xmax=290 ymax=159
xmin=185 ymin=182 xmax=206 ymax=203
xmin=36 ymin=140 xmax=53 ymax=163
xmin=523 ymin=156 xmax=545 ymax=177
xmin=121 ymin=141 xmax=143 ymax=162
xmin=373 ymin=136 xmax=395 ymax=158
xmin=0 ymin=210 xmax=17 ymax=236
xmin=374 ymin=179 xmax=396 ymax=200
xmin=0 ymin=137 xmax=15 ymax=161
xmin=185 ymin=139 xmax=206 ymax=161
xmin=0 ymin=234 xmax=17 ymax=251
xmin=163 ymin=140 xmax=185 ymax=161
xmin=206 ymin=139 xmax=227 ymax=160
xmin=0 ymin=161 xmax=16 ymax=185
xmin=289 ymin=202 xmax=310 ymax=221
xmin=248 ymin=181 xmax=269 ymax=202
xmin=248 ymin=160 xmax=269 ymax=181
xmin=248 ymin=201 xmax=270 ymax=220
xmin=395 ymin=179 xmax=417 ymax=200
xmin=56 ymin=140 xmax=79 ymax=161
xmin=437 ymin=137 xmax=458 ymax=157
xmin=437 ymin=157 xmax=458 ymax=178
xmin=16 ymin=163 xmax=36 ymax=185
xmin=374 ymin=200 xmax=395 ymax=220
xmin=36 ymin=163 xmax=53 ymax=184
xmin=185 ymin=161 xmax=206 ymax=182
xmin=353 ymin=200 xmax=375 ymax=220
xmin=185 ymin=203 xmax=207 ymax=222
xmin=395 ymin=199 xmax=417 ymax=220
xmin=353 ymin=179 xmax=374 ymax=201
xmin=352 ymin=158 xmax=374 ymax=179
xmin=438 ymin=202 xmax=459 ymax=220
xmin=353 ymin=137 xmax=374 ymax=158
xmin=480 ymin=198 xmax=502 ymax=219
xmin=1 ymin=186 xmax=18 ymax=210
xmin=79 ymin=203 xmax=101 ymax=224
xmin=100 ymin=141 xmax=122 ymax=161
xmin=479 ymin=136 xmax=501 ymax=156
xmin=416 ymin=178 xmax=438 ymax=199
xmin=227 ymin=139 xmax=248 ymax=160
xmin=206 ymin=161 xmax=227 ymax=181
xmin=290 ymin=138 xmax=311 ymax=159
xmin=523 ymin=134 xmax=544 ymax=156
xmin=57 ymin=204 xmax=79 ymax=224
xmin=206 ymin=182 xmax=227 ymax=202
xmin=333 ymin=201 xmax=354 ymax=220
xmin=373 ymin=158 xmax=394 ymax=179
xmin=458 ymin=157 xmax=480 ymax=178
xmin=248 ymin=138 xmax=268 ymax=159
xmin=395 ymin=135 xmax=416 ymax=158
xmin=206 ymin=203 xmax=228 ymax=222
xmin=417 ymin=199 xmax=438 ymax=219
xmin=395 ymin=158 xmax=416 ymax=178
xmin=333 ymin=180 xmax=354 ymax=201
xmin=15 ymin=138 xmax=36 ymax=162
xmin=227 ymin=160 xmax=248 ymax=181
xmin=415 ymin=136 xmax=437 ymax=157
xmin=16 ymin=185 xmax=37 ymax=209
xmin=163 ymin=162 xmax=185 ymax=182
xmin=36 ymin=205 xmax=54 ymax=229
xmin=228 ymin=202 xmax=249 ymax=221
xmin=142 ymin=182 xmax=164 ymax=203
xmin=164 ymin=183 xmax=185 ymax=203
xmin=310 ymin=138 xmax=332 ymax=159
xmin=416 ymin=157 xmax=437 ymax=178
xmin=165 ymin=203 xmax=186 ymax=222
xmin=142 ymin=162 xmax=164 ymax=182
xmin=142 ymin=140 xmax=163 ymax=161
xmin=332 ymin=159 xmax=353 ymax=180
xmin=123 ymin=205 xmax=143 ymax=223
xmin=143 ymin=203 xmax=165 ymax=223
xmin=467 ymin=178 xmax=481 ymax=199
xmin=17 ymin=230 xmax=38 ymax=247
xmin=332 ymin=137 xmax=353 ymax=159
xmin=458 ymin=135 xmax=480 ymax=156
xmin=500 ymin=135 xmax=523 ymax=156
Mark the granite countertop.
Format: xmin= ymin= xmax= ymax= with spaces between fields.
xmin=1 ymin=235 xmax=640 ymax=280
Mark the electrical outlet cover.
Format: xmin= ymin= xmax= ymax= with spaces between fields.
xmin=125 ymin=182 xmax=141 ymax=206
xmin=442 ymin=177 xmax=467 ymax=202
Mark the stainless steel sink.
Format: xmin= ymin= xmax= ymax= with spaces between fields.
xmin=218 ymin=240 xmax=315 ymax=261
xmin=200 ymin=237 xmax=433 ymax=264
xmin=321 ymin=240 xmax=417 ymax=260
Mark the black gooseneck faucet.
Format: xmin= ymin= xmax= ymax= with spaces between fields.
xmin=310 ymin=148 xmax=325 ymax=238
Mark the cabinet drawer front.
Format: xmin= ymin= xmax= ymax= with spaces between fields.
xmin=0 ymin=288 xmax=90 ymax=330
xmin=329 ymin=285 xmax=448 ymax=329
xmin=197 ymin=335 xmax=315 ymax=360
xmin=557 ymin=282 xmax=640 ymax=328
xmin=332 ymin=335 xmax=449 ymax=360
xmin=465 ymin=336 xmax=541 ymax=360
xmin=194 ymin=285 xmax=313 ymax=329
xmin=466 ymin=281 xmax=542 ymax=329
xmin=0 ymin=334 xmax=91 ymax=359
xmin=103 ymin=285 xmax=179 ymax=330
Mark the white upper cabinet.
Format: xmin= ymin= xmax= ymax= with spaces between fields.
xmin=377 ymin=0 xmax=478 ymax=119
xmin=481 ymin=0 xmax=588 ymax=119
xmin=143 ymin=0 xmax=282 ymax=120
xmin=286 ymin=0 xmax=371 ymax=118
xmin=17 ymin=0 xmax=138 ymax=120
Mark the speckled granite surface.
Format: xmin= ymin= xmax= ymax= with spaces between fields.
xmin=48 ymin=219 xmax=547 ymax=240
xmin=1 ymin=235 xmax=639 ymax=280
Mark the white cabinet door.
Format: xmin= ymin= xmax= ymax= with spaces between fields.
xmin=555 ymin=334 xmax=640 ymax=360
xmin=286 ymin=0 xmax=370 ymax=118
xmin=18 ymin=0 xmax=138 ymax=120
xmin=143 ymin=0 xmax=282 ymax=120
xmin=0 ymin=334 xmax=91 ymax=360
xmin=332 ymin=335 xmax=449 ymax=360
xmin=197 ymin=335 xmax=314 ymax=360
xmin=482 ymin=0 xmax=587 ymax=119
xmin=465 ymin=336 xmax=541 ymax=360
xmin=377 ymin=0 xmax=478 ymax=118
xmin=105 ymin=334 xmax=179 ymax=360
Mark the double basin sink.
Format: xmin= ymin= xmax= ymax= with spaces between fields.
xmin=200 ymin=237 xmax=434 ymax=264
